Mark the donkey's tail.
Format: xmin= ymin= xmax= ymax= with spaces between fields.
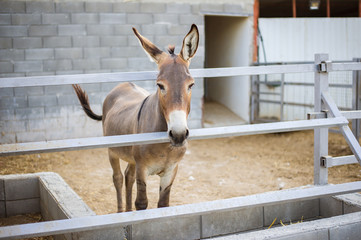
xmin=72 ymin=84 xmax=102 ymax=121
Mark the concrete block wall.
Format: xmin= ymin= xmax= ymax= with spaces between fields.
xmin=0 ymin=172 xmax=95 ymax=218
xmin=0 ymin=172 xmax=127 ymax=240
xmin=0 ymin=0 xmax=253 ymax=143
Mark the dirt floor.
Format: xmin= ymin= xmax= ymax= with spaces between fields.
xmin=1 ymin=130 xmax=361 ymax=216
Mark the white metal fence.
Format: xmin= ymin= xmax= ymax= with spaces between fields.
xmin=1 ymin=54 xmax=361 ymax=239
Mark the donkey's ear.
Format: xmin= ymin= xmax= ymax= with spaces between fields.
xmin=133 ymin=27 xmax=166 ymax=64
xmin=180 ymin=24 xmax=199 ymax=63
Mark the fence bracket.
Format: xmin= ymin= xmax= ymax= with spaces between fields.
xmin=317 ymin=61 xmax=332 ymax=73
xmin=320 ymin=156 xmax=332 ymax=168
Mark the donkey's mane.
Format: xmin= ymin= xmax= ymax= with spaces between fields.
xmin=168 ymin=45 xmax=176 ymax=56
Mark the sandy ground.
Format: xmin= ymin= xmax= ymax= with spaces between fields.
xmin=1 ymin=130 xmax=361 ymax=216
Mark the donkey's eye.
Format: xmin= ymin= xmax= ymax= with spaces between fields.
xmin=188 ymin=83 xmax=194 ymax=91
xmin=157 ymin=83 xmax=165 ymax=91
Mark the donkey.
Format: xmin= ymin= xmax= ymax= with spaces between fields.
xmin=72 ymin=24 xmax=199 ymax=212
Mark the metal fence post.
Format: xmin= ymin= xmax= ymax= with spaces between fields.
xmin=314 ymin=54 xmax=329 ymax=185
xmin=352 ymin=58 xmax=361 ymax=140
xmin=250 ymin=74 xmax=260 ymax=123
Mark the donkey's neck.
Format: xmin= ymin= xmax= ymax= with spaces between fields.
xmin=137 ymin=92 xmax=167 ymax=133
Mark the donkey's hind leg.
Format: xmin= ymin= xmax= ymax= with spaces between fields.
xmin=125 ymin=163 xmax=136 ymax=211
xmin=109 ymin=150 xmax=123 ymax=212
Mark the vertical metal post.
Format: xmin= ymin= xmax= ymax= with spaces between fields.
xmin=352 ymin=58 xmax=361 ymax=140
xmin=280 ymin=72 xmax=285 ymax=121
xmin=250 ymin=75 xmax=260 ymax=123
xmin=314 ymin=54 xmax=329 ymax=185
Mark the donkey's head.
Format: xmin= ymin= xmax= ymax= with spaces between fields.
xmin=133 ymin=24 xmax=199 ymax=147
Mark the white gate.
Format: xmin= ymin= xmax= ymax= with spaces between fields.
xmin=257 ymin=18 xmax=361 ymax=120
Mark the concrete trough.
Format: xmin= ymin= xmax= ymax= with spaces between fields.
xmin=0 ymin=172 xmax=127 ymax=240
xmin=0 ymin=173 xmax=361 ymax=240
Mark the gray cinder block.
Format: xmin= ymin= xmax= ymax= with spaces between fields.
xmin=71 ymin=13 xmax=99 ymax=24
xmin=128 ymin=57 xmax=154 ymax=71
xmin=101 ymin=58 xmax=127 ymax=70
xmin=42 ymin=13 xmax=70 ymax=24
xmin=100 ymin=36 xmax=127 ymax=47
xmin=72 ymin=36 xmax=100 ymax=47
xmin=0 ymin=132 xmax=16 ymax=144
xmin=15 ymin=107 xmax=45 ymax=120
xmin=114 ymin=24 xmax=139 ymax=35
xmin=320 ymin=197 xmax=343 ymax=218
xmin=38 ymin=172 xmax=95 ymax=219
xmin=127 ymin=13 xmax=153 ymax=24
xmin=12 ymin=14 xmax=41 ymax=25
xmin=0 ymin=96 xmax=27 ymax=109
xmin=56 ymin=2 xmax=84 ymax=13
xmin=0 ymin=87 xmax=14 ymax=97
xmin=29 ymin=25 xmax=57 ymax=37
xmin=0 ymin=62 xmax=13 ymax=73
xmin=13 ymin=37 xmax=42 ymax=49
xmin=179 ymin=14 xmax=203 ymax=25
xmin=141 ymin=24 xmax=168 ymax=35
xmin=14 ymin=61 xmax=43 ymax=73
xmin=223 ymin=4 xmax=245 ymax=14
xmin=73 ymin=58 xmax=100 ymax=71
xmin=0 ymin=38 xmax=12 ymax=48
xmin=329 ymin=222 xmax=361 ymax=240
xmin=0 ymin=119 xmax=27 ymax=133
xmin=202 ymin=207 xmax=263 ymax=238
xmin=26 ymin=2 xmax=55 ymax=13
xmin=72 ymin=226 xmax=128 ymax=240
xmin=0 ymin=1 xmax=25 ymax=13
xmin=167 ymin=3 xmax=191 ymax=14
xmin=6 ymin=198 xmax=40 ymax=217
xmin=264 ymin=199 xmax=319 ymax=226
xmin=0 ymin=109 xmax=14 ymax=121
xmin=132 ymin=215 xmax=201 ymax=240
xmin=58 ymin=24 xmax=86 ymax=36
xmin=140 ymin=2 xmax=166 ymax=13
xmin=335 ymin=193 xmax=361 ymax=214
xmin=153 ymin=14 xmax=179 ymax=25
xmin=199 ymin=3 xmax=223 ymax=13
xmin=0 ymin=49 xmax=24 ymax=61
xmin=87 ymin=24 xmax=113 ymax=36
xmin=43 ymin=36 xmax=72 ymax=48
xmin=0 ymin=14 xmax=11 ymax=25
xmin=55 ymin=48 xmax=82 ymax=59
xmin=113 ymin=2 xmax=139 ymax=13
xmin=25 ymin=48 xmax=54 ymax=60
xmin=99 ymin=13 xmax=126 ymax=24
xmin=43 ymin=59 xmax=72 ymax=71
xmin=0 ymin=179 xmax=4 ymax=201
xmin=0 ymin=201 xmax=5 ymax=218
xmin=85 ymin=2 xmax=112 ymax=13
xmin=0 ymin=26 xmax=27 ymax=37
xmin=28 ymin=95 xmax=57 ymax=107
xmin=14 ymin=86 xmax=44 ymax=96
xmin=44 ymin=85 xmax=73 ymax=94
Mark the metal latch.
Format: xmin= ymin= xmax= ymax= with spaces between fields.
xmin=317 ymin=61 xmax=331 ymax=73
xmin=320 ymin=156 xmax=332 ymax=168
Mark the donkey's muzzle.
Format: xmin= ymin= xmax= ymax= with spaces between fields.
xmin=169 ymin=128 xmax=189 ymax=147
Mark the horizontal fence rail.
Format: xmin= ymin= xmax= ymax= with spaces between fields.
xmin=0 ymin=64 xmax=317 ymax=88
xmin=1 ymin=181 xmax=360 ymax=240
xmin=1 ymin=62 xmax=361 ymax=88
xmin=0 ymin=117 xmax=349 ymax=157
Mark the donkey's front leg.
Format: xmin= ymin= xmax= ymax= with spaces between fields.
xmin=135 ymin=166 xmax=148 ymax=210
xmin=109 ymin=150 xmax=123 ymax=212
xmin=125 ymin=163 xmax=136 ymax=211
xmin=158 ymin=164 xmax=178 ymax=208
